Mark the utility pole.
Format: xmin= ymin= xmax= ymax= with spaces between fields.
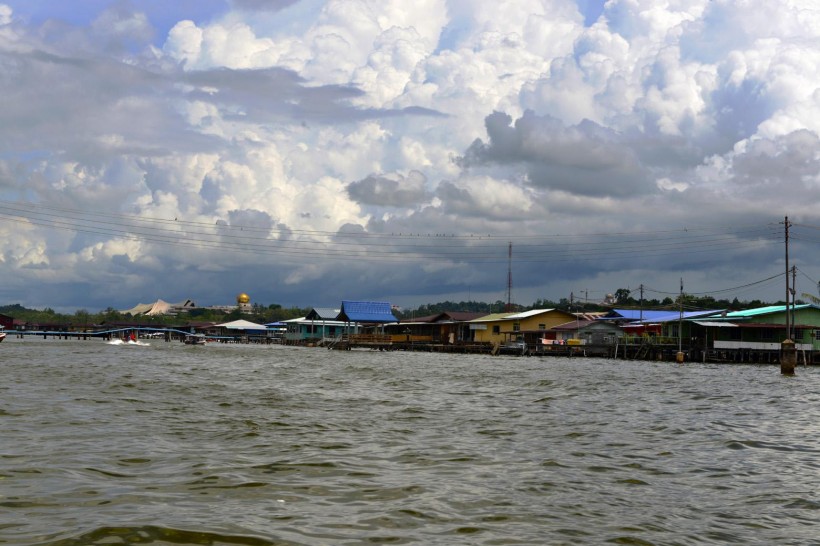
xmin=781 ymin=216 xmax=795 ymax=375
xmin=791 ymin=265 xmax=797 ymax=340
xmin=677 ymin=278 xmax=684 ymax=363
xmin=639 ymin=284 xmax=644 ymax=324
xmin=505 ymin=242 xmax=513 ymax=312
xmin=572 ymin=292 xmax=579 ymax=339
xmin=785 ymin=217 xmax=790 ymax=340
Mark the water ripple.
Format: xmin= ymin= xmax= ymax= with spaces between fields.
xmin=34 ymin=525 xmax=278 ymax=546
xmin=1 ymin=341 xmax=819 ymax=545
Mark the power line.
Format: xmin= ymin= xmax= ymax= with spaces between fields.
xmin=0 ymin=199 xmax=793 ymax=273
xmin=0 ymin=198 xmax=781 ymax=241
xmin=642 ymin=272 xmax=785 ymax=297
xmin=795 ymin=266 xmax=818 ymax=289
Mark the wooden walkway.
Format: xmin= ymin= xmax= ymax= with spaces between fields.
xmin=328 ymin=333 xmax=393 ymax=350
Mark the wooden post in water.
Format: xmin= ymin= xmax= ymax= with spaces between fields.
xmin=781 ymin=339 xmax=796 ymax=375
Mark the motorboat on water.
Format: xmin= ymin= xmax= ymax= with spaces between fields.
xmin=0 ymin=325 xmax=6 ymax=342
xmin=106 ymin=331 xmax=150 ymax=346
xmin=107 ymin=338 xmax=150 ymax=346
xmin=184 ymin=334 xmax=207 ymax=345
xmin=498 ymin=337 xmax=528 ymax=356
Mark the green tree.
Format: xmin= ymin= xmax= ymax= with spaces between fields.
xmin=613 ymin=288 xmax=633 ymax=305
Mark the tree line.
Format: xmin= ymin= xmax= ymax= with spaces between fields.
xmin=0 ymin=303 xmax=310 ymax=327
xmin=0 ymin=289 xmax=792 ymax=327
xmin=389 ymin=290 xmax=787 ymax=319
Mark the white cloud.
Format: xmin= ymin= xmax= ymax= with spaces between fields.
xmin=0 ymin=4 xmax=12 ymax=26
xmin=0 ymin=0 xmax=819 ymax=310
xmin=436 ymin=174 xmax=536 ymax=220
xmin=164 ymin=20 xmax=203 ymax=65
xmin=656 ymin=177 xmax=688 ymax=192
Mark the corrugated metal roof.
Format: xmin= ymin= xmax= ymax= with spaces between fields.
xmin=305 ymin=308 xmax=341 ymax=320
xmin=722 ymin=304 xmax=814 ymax=318
xmin=693 ymin=321 xmax=738 ymax=327
xmin=554 ymin=319 xmax=625 ymax=330
xmin=599 ymin=309 xmax=673 ymax=321
xmin=507 ymin=308 xmax=556 ymax=319
xmin=290 ymin=317 xmax=347 ymax=326
xmin=404 ymin=314 xmax=442 ymax=323
xmin=443 ymin=311 xmax=488 ymax=321
xmin=649 ymin=310 xmax=724 ymax=322
xmin=600 ymin=309 xmax=721 ymax=322
xmin=337 ymin=301 xmax=397 ymax=323
xmin=552 ymin=319 xmax=596 ymax=330
xmin=469 ymin=312 xmax=515 ymax=323
xmin=403 ymin=311 xmax=489 ymax=323
xmin=470 ymin=309 xmax=567 ymax=322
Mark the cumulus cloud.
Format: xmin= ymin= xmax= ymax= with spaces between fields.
xmin=0 ymin=0 xmax=818 ymax=311
xmin=435 ymin=175 xmax=537 ymax=221
xmin=460 ymin=111 xmax=652 ymax=197
xmin=347 ymin=170 xmax=430 ymax=207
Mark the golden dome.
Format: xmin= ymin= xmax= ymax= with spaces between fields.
xmin=237 ymin=293 xmax=250 ymax=304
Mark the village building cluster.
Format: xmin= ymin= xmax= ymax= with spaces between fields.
xmin=275 ymin=302 xmax=820 ymax=364
xmin=3 ymin=294 xmax=818 ymax=365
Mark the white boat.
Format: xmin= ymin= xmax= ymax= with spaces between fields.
xmin=0 ymin=325 xmax=6 ymax=343
xmin=184 ymin=334 xmax=207 ymax=345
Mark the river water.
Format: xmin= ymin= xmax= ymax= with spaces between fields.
xmin=1 ymin=338 xmax=818 ymax=545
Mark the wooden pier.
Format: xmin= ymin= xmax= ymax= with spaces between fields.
xmin=7 ymin=327 xmax=280 ymax=345
xmin=4 ymin=328 xmax=816 ymax=364
xmin=328 ymin=333 xmax=394 ymax=350
xmin=330 ymin=337 xmax=817 ymax=364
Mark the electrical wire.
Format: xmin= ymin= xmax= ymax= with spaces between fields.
xmin=0 ymin=202 xmax=775 ymax=261
xmin=0 ymin=199 xmax=783 ymax=263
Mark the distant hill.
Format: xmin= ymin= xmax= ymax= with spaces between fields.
xmin=0 ymin=304 xmax=33 ymax=314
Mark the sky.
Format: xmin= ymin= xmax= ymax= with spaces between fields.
xmin=0 ymin=0 xmax=819 ymax=314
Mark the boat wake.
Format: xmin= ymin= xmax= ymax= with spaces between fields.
xmin=107 ymin=339 xmax=150 ymax=347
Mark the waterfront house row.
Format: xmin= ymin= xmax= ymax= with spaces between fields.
xmin=12 ymin=298 xmax=818 ymax=359
xmin=282 ymin=301 xmax=398 ymax=344
xmin=282 ymin=302 xmax=820 ymax=357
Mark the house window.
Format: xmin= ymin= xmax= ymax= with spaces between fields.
xmin=513 ymin=322 xmax=520 ymax=332
xmin=492 ymin=325 xmax=500 ymax=334
xmin=538 ymin=324 xmax=546 ymax=330
xmin=760 ymin=328 xmax=774 ymax=341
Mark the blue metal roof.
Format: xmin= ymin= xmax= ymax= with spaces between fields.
xmin=600 ymin=309 xmax=722 ymax=323
xmin=336 ymin=301 xmax=397 ymax=323
xmin=599 ymin=309 xmax=674 ymax=321
xmin=647 ymin=310 xmax=724 ymax=323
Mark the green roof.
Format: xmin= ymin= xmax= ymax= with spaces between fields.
xmin=723 ymin=304 xmax=814 ymax=318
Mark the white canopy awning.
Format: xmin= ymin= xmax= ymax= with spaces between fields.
xmin=215 ymin=319 xmax=267 ymax=330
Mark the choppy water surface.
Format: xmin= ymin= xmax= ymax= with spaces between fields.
xmin=1 ymin=338 xmax=818 ymax=545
